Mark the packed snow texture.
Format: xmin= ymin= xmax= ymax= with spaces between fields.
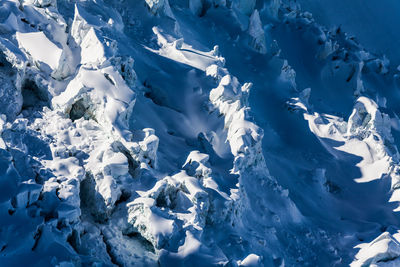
xmin=1 ymin=0 xmax=400 ymax=266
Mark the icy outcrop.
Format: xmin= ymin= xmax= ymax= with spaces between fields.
xmin=10 ymin=3 xmax=74 ymax=80
xmin=238 ymin=253 xmax=262 ymax=266
xmin=86 ymin=146 xmax=130 ymax=214
xmin=189 ymin=0 xmax=204 ymax=16
xmin=183 ymin=150 xmax=212 ymax=179
xmin=248 ymin=10 xmax=267 ymax=54
xmin=16 ymin=32 xmax=62 ymax=71
xmin=127 ymin=197 xmax=177 ymax=249
xmin=13 ymin=179 xmax=42 ymax=208
xmin=23 ymin=0 xmax=56 ymax=8
xmin=279 ymin=59 xmax=297 ymax=90
xmin=145 ymin=0 xmax=165 ymax=15
xmin=347 ymin=97 xmax=392 ymax=141
xmin=151 ymin=27 xmax=224 ymax=71
xmin=144 ymin=0 xmax=175 ymax=19
xmin=233 ymin=0 xmax=256 ymax=16
xmin=0 ymin=52 xmax=21 ymax=121
xmin=110 ymin=56 xmax=137 ymax=87
xmin=207 ymin=64 xmax=264 ymax=172
xmin=189 ymin=0 xmax=227 ymax=16
xmin=79 ymin=28 xmax=109 ymax=67
xmin=301 ymin=96 xmax=400 ymax=188
xmin=137 ymin=128 xmax=159 ymax=169
xmin=127 ymin=171 xmax=213 ymax=249
xmin=207 ymin=61 xmax=303 ymax=265
xmin=351 ymin=232 xmax=400 ymax=267
xmin=70 ymin=5 xmax=95 ymax=46
xmin=264 ymin=0 xmax=281 ymax=20
xmin=52 ymin=66 xmax=135 ymax=130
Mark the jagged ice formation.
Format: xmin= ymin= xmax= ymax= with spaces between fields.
xmin=1 ymin=0 xmax=400 ymax=266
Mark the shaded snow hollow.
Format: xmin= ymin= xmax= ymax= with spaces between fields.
xmin=1 ymin=0 xmax=400 ymax=266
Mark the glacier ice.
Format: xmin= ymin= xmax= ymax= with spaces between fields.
xmin=1 ymin=0 xmax=400 ymax=266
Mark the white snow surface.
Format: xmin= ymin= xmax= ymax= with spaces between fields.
xmin=1 ymin=0 xmax=400 ymax=266
xmin=16 ymin=31 xmax=62 ymax=70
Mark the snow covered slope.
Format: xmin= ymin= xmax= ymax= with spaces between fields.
xmin=1 ymin=0 xmax=400 ymax=266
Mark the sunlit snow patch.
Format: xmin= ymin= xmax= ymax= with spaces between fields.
xmin=16 ymin=31 xmax=62 ymax=70
xmin=147 ymin=27 xmax=224 ymax=71
xmin=302 ymin=96 xmax=393 ymax=183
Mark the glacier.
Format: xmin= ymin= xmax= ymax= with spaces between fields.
xmin=1 ymin=0 xmax=400 ymax=266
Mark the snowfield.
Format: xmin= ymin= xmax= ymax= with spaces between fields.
xmin=1 ymin=0 xmax=400 ymax=266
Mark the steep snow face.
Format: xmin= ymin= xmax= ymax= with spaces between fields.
xmin=1 ymin=0 xmax=400 ymax=266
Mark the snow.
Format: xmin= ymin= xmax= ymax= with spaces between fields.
xmin=1 ymin=0 xmax=400 ymax=266
xmin=150 ymin=27 xmax=224 ymax=71
xmin=248 ymin=10 xmax=267 ymax=54
xmin=233 ymin=0 xmax=256 ymax=16
xmin=239 ymin=254 xmax=262 ymax=266
xmin=145 ymin=0 xmax=165 ymax=15
xmin=16 ymin=31 xmax=62 ymax=70
xmin=302 ymin=96 xmax=395 ymax=184
xmin=351 ymin=232 xmax=400 ymax=267
xmin=79 ymin=27 xmax=107 ymax=67
xmin=189 ymin=0 xmax=203 ymax=16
